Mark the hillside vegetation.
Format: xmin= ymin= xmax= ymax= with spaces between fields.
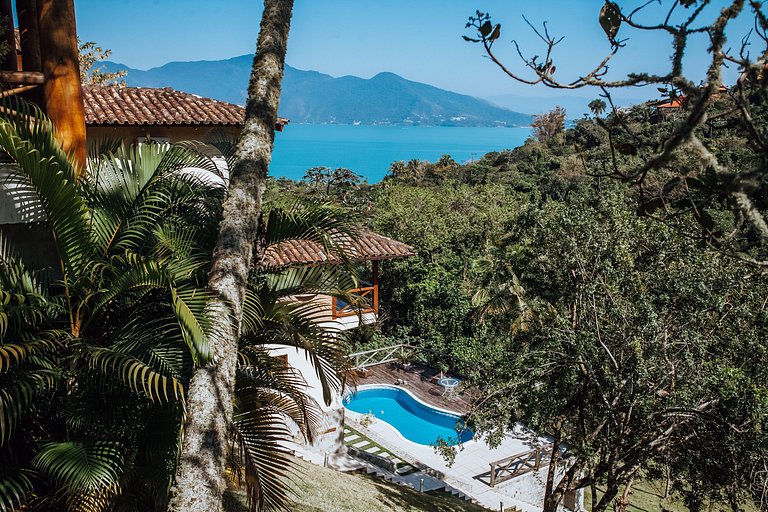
xmin=267 ymin=95 xmax=768 ymax=512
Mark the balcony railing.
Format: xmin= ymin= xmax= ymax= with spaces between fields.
xmin=331 ymin=284 xmax=378 ymax=319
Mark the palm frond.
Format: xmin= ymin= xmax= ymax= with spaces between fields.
xmin=83 ymin=347 xmax=184 ymax=404
xmin=259 ymin=205 xmax=359 ymax=270
xmin=0 ymin=337 xmax=58 ymax=373
xmin=246 ymin=299 xmax=349 ymax=406
xmin=108 ymin=317 xmax=190 ymax=380
xmin=87 ymin=254 xmax=212 ymax=365
xmin=231 ymin=351 xmax=324 ymax=511
xmin=32 ymin=441 xmax=124 ymax=496
xmin=263 ymin=265 xmax=358 ymax=301
xmin=0 ymin=369 xmax=58 ymax=445
xmin=231 ymin=405 xmax=296 ymax=512
xmin=0 ymin=465 xmax=33 ymax=512
xmin=0 ymin=97 xmax=92 ymax=278
xmin=201 ymin=131 xmax=238 ymax=176
xmin=86 ymin=142 xmax=223 ymax=257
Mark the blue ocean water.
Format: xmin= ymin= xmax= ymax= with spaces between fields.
xmin=270 ymin=124 xmax=532 ymax=183
xmin=344 ymin=386 xmax=473 ymax=446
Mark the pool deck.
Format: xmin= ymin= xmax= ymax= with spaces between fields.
xmin=345 ymin=362 xmax=557 ymax=512
xmin=355 ymin=361 xmax=476 ymax=414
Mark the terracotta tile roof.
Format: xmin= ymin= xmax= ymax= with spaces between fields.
xmin=82 ymin=85 xmax=289 ymax=130
xmin=655 ymin=97 xmax=685 ymax=109
xmin=264 ymin=229 xmax=415 ymax=267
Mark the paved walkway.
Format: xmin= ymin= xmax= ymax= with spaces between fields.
xmin=345 ymin=410 xmax=549 ymax=512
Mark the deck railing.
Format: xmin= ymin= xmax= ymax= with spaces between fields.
xmin=488 ymin=446 xmax=552 ymax=487
xmin=331 ymin=284 xmax=378 ymax=318
xmin=347 ymin=343 xmax=418 ymax=370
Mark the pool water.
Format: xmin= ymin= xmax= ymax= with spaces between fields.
xmin=343 ymin=386 xmax=473 ymax=446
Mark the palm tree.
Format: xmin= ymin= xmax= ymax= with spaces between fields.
xmin=229 ymin=256 xmax=357 ymax=511
xmin=471 ymin=238 xmax=541 ymax=334
xmin=169 ymin=1 xmax=297 ymax=510
xmin=0 ymin=98 xmax=361 ymax=512
xmin=0 ymin=98 xmax=218 ymax=511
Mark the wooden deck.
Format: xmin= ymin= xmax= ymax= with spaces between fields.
xmin=353 ymin=362 xmax=476 ymax=414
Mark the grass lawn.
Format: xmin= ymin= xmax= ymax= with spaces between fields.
xmin=225 ymin=458 xmax=487 ymax=512
xmin=583 ymin=479 xmax=757 ymax=512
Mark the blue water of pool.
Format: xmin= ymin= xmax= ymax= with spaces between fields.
xmin=344 ymin=386 xmax=473 ymax=446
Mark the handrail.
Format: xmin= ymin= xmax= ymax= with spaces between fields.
xmin=347 ymin=343 xmax=418 ymax=370
xmin=487 ymin=445 xmax=551 ymax=487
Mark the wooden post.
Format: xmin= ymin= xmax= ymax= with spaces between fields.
xmin=331 ymin=296 xmax=337 ymax=319
xmin=372 ymin=259 xmax=379 ymax=314
xmin=490 ymin=463 xmax=496 ymax=487
xmin=535 ymin=447 xmax=541 ymax=469
xmin=37 ymin=0 xmax=87 ymax=173
xmin=17 ymin=0 xmax=41 ymax=71
xmin=0 ymin=0 xmax=16 ymax=71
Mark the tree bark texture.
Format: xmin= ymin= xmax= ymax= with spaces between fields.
xmin=167 ymin=1 xmax=294 ymax=511
xmin=17 ymin=0 xmax=42 ymax=72
xmin=543 ymin=427 xmax=562 ymax=512
xmin=36 ymin=0 xmax=87 ymax=172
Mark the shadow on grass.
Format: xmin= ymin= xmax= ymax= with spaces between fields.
xmin=361 ymin=474 xmax=486 ymax=512
xmin=223 ymin=458 xmax=486 ymax=512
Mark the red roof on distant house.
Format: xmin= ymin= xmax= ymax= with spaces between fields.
xmin=264 ymin=229 xmax=415 ymax=267
xmin=82 ymin=85 xmax=289 ymax=130
xmin=655 ymin=97 xmax=685 ymax=109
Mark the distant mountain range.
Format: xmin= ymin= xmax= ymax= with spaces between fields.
xmin=102 ymin=55 xmax=532 ymax=127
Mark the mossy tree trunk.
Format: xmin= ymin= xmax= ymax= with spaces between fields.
xmin=167 ymin=1 xmax=294 ymax=511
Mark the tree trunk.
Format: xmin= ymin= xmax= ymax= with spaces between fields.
xmin=543 ymin=426 xmax=562 ymax=512
xmin=37 ymin=0 xmax=87 ymax=172
xmin=166 ymin=1 xmax=294 ymax=511
xmin=614 ymin=473 xmax=636 ymax=512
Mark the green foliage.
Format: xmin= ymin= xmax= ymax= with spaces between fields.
xmin=0 ymin=98 xmax=217 ymax=511
xmin=257 ymin=83 xmax=768 ymax=510
xmin=0 ymin=99 xmax=358 ymax=512
xmin=469 ymin=194 xmax=767 ymax=511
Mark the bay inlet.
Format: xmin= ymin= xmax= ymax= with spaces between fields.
xmin=270 ymin=124 xmax=532 ymax=183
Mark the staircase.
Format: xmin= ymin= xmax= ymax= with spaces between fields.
xmin=353 ymin=458 xmax=493 ymax=509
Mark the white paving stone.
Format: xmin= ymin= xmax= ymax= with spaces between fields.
xmin=346 ymin=410 xmax=551 ymax=512
xmin=352 ymin=440 xmax=369 ymax=448
xmin=344 ymin=434 xmax=359 ymax=442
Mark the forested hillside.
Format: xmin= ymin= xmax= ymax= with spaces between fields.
xmin=266 ymin=96 xmax=768 ymax=511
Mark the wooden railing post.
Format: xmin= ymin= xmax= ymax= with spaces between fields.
xmin=17 ymin=0 xmax=42 ymax=73
xmin=372 ymin=260 xmax=379 ymax=314
xmin=535 ymin=447 xmax=540 ymax=469
xmin=490 ymin=463 xmax=496 ymax=487
xmin=331 ymin=296 xmax=337 ymax=319
xmin=37 ymin=0 xmax=87 ymax=173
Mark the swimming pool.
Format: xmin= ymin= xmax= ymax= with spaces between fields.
xmin=343 ymin=385 xmax=473 ymax=446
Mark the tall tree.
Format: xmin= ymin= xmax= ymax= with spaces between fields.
xmin=167 ymin=1 xmax=295 ymax=511
xmin=463 ymin=2 xmax=768 ymax=265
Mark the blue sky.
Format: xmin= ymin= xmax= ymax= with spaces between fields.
xmin=73 ymin=1 xmax=760 ymax=100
